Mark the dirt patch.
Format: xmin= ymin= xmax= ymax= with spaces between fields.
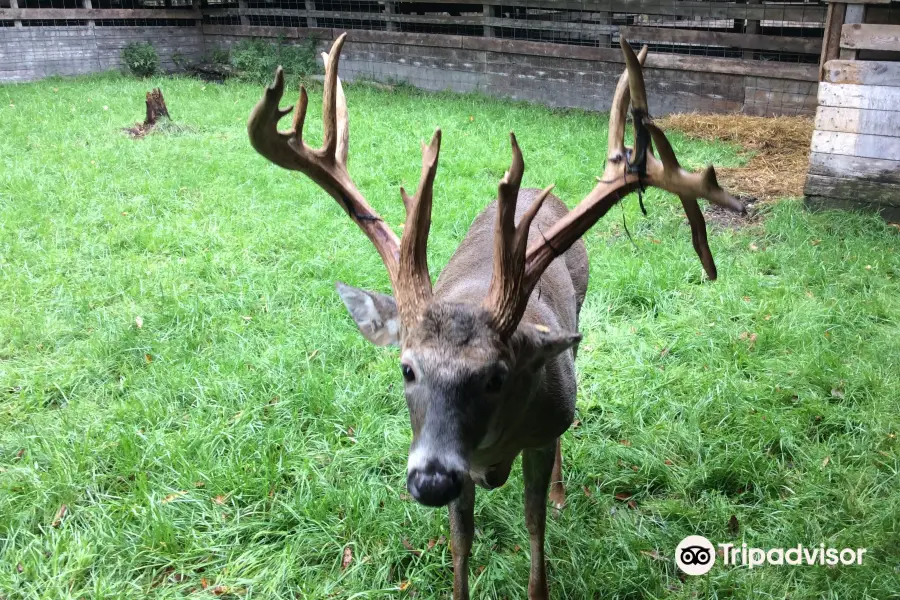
xmin=656 ymin=113 xmax=814 ymax=202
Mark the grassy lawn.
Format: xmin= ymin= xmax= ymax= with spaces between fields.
xmin=1 ymin=72 xmax=898 ymax=600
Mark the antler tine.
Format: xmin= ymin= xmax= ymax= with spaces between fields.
xmin=248 ymin=33 xmax=402 ymax=290
xmin=517 ymin=38 xmax=746 ymax=317
xmin=484 ymin=133 xmax=556 ymax=337
xmin=397 ymin=129 xmax=443 ymax=328
xmin=604 ymin=44 xmax=648 ymax=180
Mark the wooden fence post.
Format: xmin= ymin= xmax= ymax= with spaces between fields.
xmin=840 ymin=3 xmax=866 ymax=60
xmin=483 ymin=4 xmax=495 ymax=38
xmin=820 ymin=2 xmax=847 ymax=80
xmin=305 ymin=0 xmax=317 ymax=28
xmin=9 ymin=0 xmax=21 ymax=27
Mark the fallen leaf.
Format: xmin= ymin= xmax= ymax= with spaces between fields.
xmin=201 ymin=577 xmax=209 ymax=589
xmin=308 ymin=349 xmax=320 ymax=360
xmin=630 ymin=465 xmax=639 ymax=472
xmin=399 ymin=493 xmax=411 ymax=501
xmin=401 ymin=538 xmax=421 ymax=557
xmin=811 ymin=239 xmax=821 ymax=246
xmin=659 ymin=347 xmax=670 ymax=358
xmin=764 ymin=314 xmax=772 ymax=321
xmin=52 ymin=504 xmax=67 ymax=527
xmin=476 ymin=565 xmax=485 ymax=574
xmin=582 ymin=485 xmax=592 ymax=497
xmin=135 ymin=316 xmax=143 ymax=329
xmin=437 ymin=535 xmax=446 ymax=545
xmin=728 ymin=514 xmax=739 ymax=535
xmin=399 ymin=580 xmax=411 ymax=591
xmin=640 ymin=549 xmax=663 ymax=561
xmin=831 ymin=388 xmax=845 ymax=400
xmin=619 ymin=439 xmax=631 ymax=447
xmin=822 ymin=456 xmax=831 ymax=467
xmin=571 ymin=419 xmax=581 ymax=429
xmin=627 ymin=500 xmax=637 ymax=509
xmin=513 ymin=544 xmax=522 ymax=553
xmin=213 ymin=494 xmax=228 ymax=505
xmin=614 ymin=492 xmax=631 ymax=502
xmin=242 ymin=315 xmax=252 ymax=322
xmin=427 ymin=539 xmax=437 ymax=550
xmin=651 ymin=238 xmax=661 ymax=244
xmin=162 ymin=491 xmax=186 ymax=503
xmin=342 ymin=546 xmax=353 ymax=570
xmin=664 ymin=459 xmax=674 ymax=466
xmin=144 ymin=353 xmax=153 ymax=363
xmin=15 ymin=448 xmax=25 ymax=460
xmin=211 ymin=585 xmax=230 ymax=596
xmin=878 ymin=450 xmax=891 ymax=458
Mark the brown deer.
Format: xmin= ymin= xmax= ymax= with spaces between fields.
xmin=248 ymin=34 xmax=743 ymax=600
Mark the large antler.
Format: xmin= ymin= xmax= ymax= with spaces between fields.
xmin=248 ymin=33 xmax=441 ymax=330
xmin=484 ymin=39 xmax=745 ymax=338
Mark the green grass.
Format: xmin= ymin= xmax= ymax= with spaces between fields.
xmin=1 ymin=72 xmax=898 ymax=600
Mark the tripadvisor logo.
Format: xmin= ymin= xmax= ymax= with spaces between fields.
xmin=675 ymin=536 xmax=867 ymax=576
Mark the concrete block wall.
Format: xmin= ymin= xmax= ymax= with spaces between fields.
xmin=0 ymin=26 xmax=204 ymax=82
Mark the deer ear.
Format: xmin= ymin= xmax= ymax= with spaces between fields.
xmin=335 ymin=281 xmax=401 ymax=347
xmin=511 ymin=323 xmax=581 ymax=369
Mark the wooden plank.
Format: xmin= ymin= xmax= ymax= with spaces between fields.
xmin=199 ymin=0 xmax=825 ymax=22
xmin=805 ymin=196 xmax=900 ymax=220
xmin=819 ymin=82 xmax=900 ymax=111
xmin=438 ymin=0 xmax=825 ymax=21
xmin=811 ymin=130 xmax=900 ymax=161
xmin=841 ymin=23 xmax=900 ymax=52
xmin=202 ymin=23 xmax=334 ymax=39
xmin=819 ymin=2 xmax=845 ymax=81
xmin=824 ymin=60 xmax=900 ymax=86
xmin=804 ymin=174 xmax=900 ymax=207
xmin=815 ymin=106 xmax=900 ymax=137
xmin=808 ymin=152 xmax=900 ymax=184
xmin=621 ymin=25 xmax=821 ymax=54
xmin=0 ymin=7 xmax=199 ymax=18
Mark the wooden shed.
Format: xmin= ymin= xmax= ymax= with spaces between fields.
xmin=805 ymin=1 xmax=900 ymax=220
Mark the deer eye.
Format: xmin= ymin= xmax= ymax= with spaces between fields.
xmin=485 ymin=366 xmax=508 ymax=394
xmin=401 ymin=363 xmax=416 ymax=383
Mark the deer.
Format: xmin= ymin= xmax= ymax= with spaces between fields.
xmin=248 ymin=33 xmax=744 ymax=600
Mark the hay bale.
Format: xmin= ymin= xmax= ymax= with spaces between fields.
xmin=656 ymin=113 xmax=814 ymax=201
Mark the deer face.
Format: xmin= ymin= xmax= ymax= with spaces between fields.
xmin=337 ymin=282 xmax=580 ymax=506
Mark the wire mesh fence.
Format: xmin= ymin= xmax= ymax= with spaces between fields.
xmin=1 ymin=0 xmax=844 ymax=115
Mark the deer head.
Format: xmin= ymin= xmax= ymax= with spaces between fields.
xmin=248 ymin=34 xmax=742 ymax=507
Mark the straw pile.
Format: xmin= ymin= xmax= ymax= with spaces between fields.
xmin=656 ymin=113 xmax=814 ymax=201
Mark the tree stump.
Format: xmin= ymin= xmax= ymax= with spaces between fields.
xmin=144 ymin=88 xmax=170 ymax=127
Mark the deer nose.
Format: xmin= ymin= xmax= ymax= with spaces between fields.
xmin=407 ymin=460 xmax=464 ymax=507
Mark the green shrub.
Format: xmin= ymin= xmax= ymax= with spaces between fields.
xmin=122 ymin=42 xmax=160 ymax=78
xmin=230 ymin=37 xmax=320 ymax=83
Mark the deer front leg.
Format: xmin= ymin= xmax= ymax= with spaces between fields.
xmin=549 ymin=437 xmax=565 ymax=511
xmin=522 ymin=441 xmax=556 ymax=600
xmin=449 ymin=476 xmax=475 ymax=600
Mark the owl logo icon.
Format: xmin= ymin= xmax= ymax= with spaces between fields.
xmin=675 ymin=535 xmax=716 ymax=575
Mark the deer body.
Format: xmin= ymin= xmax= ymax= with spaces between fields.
xmin=248 ymin=34 xmax=742 ymax=599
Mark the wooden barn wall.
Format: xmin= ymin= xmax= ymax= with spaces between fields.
xmin=204 ymin=27 xmax=819 ymax=116
xmin=804 ymin=5 xmax=900 ymax=220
